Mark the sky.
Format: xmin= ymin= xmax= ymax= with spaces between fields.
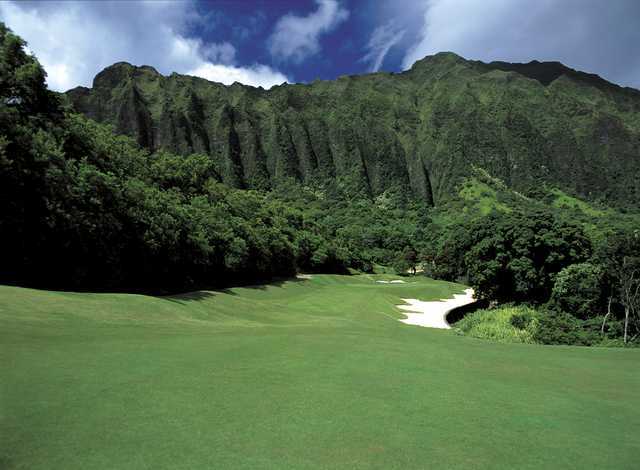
xmin=1 ymin=0 xmax=639 ymax=92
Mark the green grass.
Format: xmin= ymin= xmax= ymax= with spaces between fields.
xmin=459 ymin=177 xmax=512 ymax=216
xmin=1 ymin=275 xmax=639 ymax=469
xmin=453 ymin=305 xmax=539 ymax=344
xmin=550 ymin=188 xmax=609 ymax=217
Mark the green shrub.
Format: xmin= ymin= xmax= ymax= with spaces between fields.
xmin=510 ymin=309 xmax=535 ymax=329
xmin=533 ymin=308 xmax=601 ymax=346
xmin=454 ymin=305 xmax=539 ymax=344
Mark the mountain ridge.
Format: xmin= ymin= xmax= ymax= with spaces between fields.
xmin=71 ymin=52 xmax=640 ymax=92
xmin=65 ymin=52 xmax=640 ymax=207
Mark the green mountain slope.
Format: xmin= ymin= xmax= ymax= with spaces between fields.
xmin=66 ymin=53 xmax=640 ymax=207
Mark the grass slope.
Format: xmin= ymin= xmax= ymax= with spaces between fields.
xmin=1 ymin=275 xmax=639 ymax=469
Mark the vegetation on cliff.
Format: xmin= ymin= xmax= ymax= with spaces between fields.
xmin=67 ymin=50 xmax=640 ymax=209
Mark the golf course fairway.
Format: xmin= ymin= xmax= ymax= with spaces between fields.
xmin=1 ymin=274 xmax=638 ymax=469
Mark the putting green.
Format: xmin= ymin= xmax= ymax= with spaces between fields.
xmin=1 ymin=275 xmax=638 ymax=469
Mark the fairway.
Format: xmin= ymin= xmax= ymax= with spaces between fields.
xmin=1 ymin=274 xmax=638 ymax=469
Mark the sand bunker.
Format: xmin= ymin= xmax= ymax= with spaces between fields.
xmin=397 ymin=288 xmax=475 ymax=329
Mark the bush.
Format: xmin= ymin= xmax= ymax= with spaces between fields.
xmin=510 ymin=309 xmax=535 ymax=329
xmin=454 ymin=305 xmax=539 ymax=344
xmin=534 ymin=308 xmax=601 ymax=346
xmin=457 ymin=303 xmax=631 ymax=347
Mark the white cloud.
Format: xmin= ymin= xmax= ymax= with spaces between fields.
xmin=0 ymin=0 xmax=289 ymax=91
xmin=201 ymin=42 xmax=236 ymax=65
xmin=268 ymin=0 xmax=349 ymax=64
xmin=401 ymin=0 xmax=640 ymax=89
xmin=186 ymin=63 xmax=287 ymax=89
xmin=361 ymin=21 xmax=405 ymax=72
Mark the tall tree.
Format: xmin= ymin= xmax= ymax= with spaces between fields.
xmin=597 ymin=230 xmax=640 ymax=343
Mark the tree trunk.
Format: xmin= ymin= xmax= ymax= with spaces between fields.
xmin=601 ymin=296 xmax=613 ymax=335
xmin=624 ymin=306 xmax=630 ymax=344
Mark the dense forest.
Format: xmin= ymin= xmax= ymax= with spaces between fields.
xmin=1 ymin=23 xmax=638 ymax=346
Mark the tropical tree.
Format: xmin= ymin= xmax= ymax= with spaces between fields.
xmin=551 ymin=263 xmax=604 ymax=319
xmin=596 ymin=230 xmax=640 ymax=343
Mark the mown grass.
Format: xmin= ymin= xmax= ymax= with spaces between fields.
xmin=453 ymin=305 xmax=539 ymax=344
xmin=1 ymin=275 xmax=639 ymax=469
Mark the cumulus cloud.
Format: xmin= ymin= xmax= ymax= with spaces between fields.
xmin=361 ymin=21 xmax=405 ymax=72
xmin=268 ymin=0 xmax=349 ymax=64
xmin=200 ymin=42 xmax=237 ymax=65
xmin=402 ymin=0 xmax=640 ymax=89
xmin=0 ymin=0 xmax=288 ymax=91
xmin=185 ymin=63 xmax=287 ymax=89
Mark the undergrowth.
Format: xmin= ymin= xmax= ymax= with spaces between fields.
xmin=453 ymin=305 xmax=539 ymax=344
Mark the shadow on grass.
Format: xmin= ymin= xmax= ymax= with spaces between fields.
xmin=240 ymin=276 xmax=307 ymax=290
xmin=161 ymin=276 xmax=310 ymax=304
xmin=163 ymin=290 xmax=218 ymax=305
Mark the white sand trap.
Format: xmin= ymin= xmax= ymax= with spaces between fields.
xmin=376 ymin=279 xmax=406 ymax=284
xmin=397 ymin=288 xmax=475 ymax=329
xmin=296 ymin=274 xmax=313 ymax=279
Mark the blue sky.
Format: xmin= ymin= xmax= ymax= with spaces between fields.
xmin=1 ymin=0 xmax=639 ymax=91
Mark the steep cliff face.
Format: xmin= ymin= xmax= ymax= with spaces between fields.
xmin=66 ymin=53 xmax=640 ymax=207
